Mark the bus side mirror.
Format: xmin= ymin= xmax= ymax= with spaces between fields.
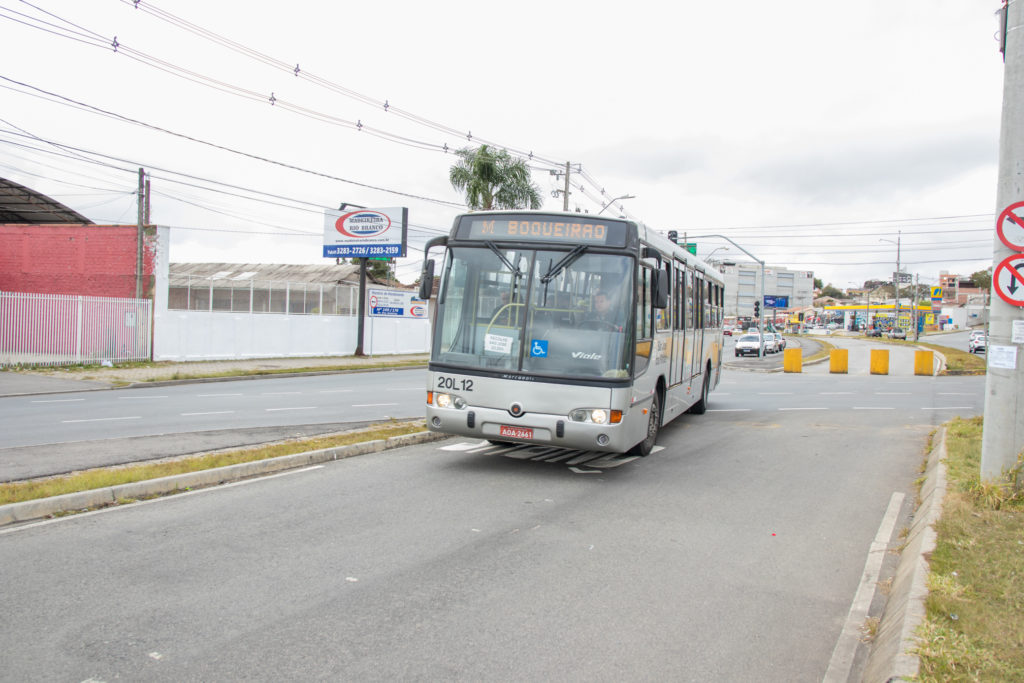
xmin=418 ymin=260 xmax=435 ymax=300
xmin=653 ymin=270 xmax=668 ymax=309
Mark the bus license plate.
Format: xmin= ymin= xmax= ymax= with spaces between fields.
xmin=500 ymin=425 xmax=533 ymax=440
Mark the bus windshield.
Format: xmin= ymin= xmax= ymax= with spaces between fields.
xmin=432 ymin=245 xmax=633 ymax=379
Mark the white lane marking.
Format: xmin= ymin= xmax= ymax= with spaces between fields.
xmin=758 ymin=392 xmax=793 ymax=395
xmin=265 ymin=406 xmax=317 ymax=412
xmin=197 ymin=393 xmax=243 ymax=397
xmin=819 ymin=392 xmax=853 ymax=395
xmin=823 ymin=492 xmax=905 ymax=683
xmin=853 ymin=407 xmax=893 ymax=410
xmin=31 ymin=398 xmax=85 ymax=403
xmin=441 ymin=440 xmax=490 ymax=451
xmin=875 ymin=392 xmax=911 ymax=396
xmin=708 ymin=408 xmax=751 ymax=412
xmin=778 ymin=407 xmax=827 ymax=411
xmin=118 ymin=395 xmax=168 ymax=400
xmin=61 ymin=416 xmax=141 ymax=423
xmin=921 ymin=406 xmax=973 ymax=410
xmin=0 ymin=466 xmax=326 ymax=536
xmin=181 ymin=411 xmax=235 ymax=416
xmin=352 ymin=403 xmax=399 ymax=407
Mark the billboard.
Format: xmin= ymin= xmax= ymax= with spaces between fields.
xmin=323 ymin=207 xmax=408 ymax=258
xmin=367 ymin=288 xmax=429 ymax=319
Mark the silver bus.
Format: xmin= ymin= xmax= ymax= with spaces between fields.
xmin=418 ymin=211 xmax=725 ymax=457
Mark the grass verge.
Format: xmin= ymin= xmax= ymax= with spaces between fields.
xmin=0 ymin=420 xmax=426 ymax=506
xmin=915 ymin=416 xmax=1024 ymax=681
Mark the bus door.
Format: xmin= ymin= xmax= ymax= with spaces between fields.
xmin=690 ymin=274 xmax=705 ymax=379
xmin=669 ymin=260 xmax=686 ymax=386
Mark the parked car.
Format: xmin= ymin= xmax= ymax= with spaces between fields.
xmin=969 ymin=330 xmax=987 ymax=354
xmin=866 ymin=328 xmax=883 ymax=337
xmin=723 ymin=325 xmax=734 ymax=336
xmin=762 ymin=332 xmax=778 ymax=353
xmin=734 ymin=334 xmax=765 ymax=357
xmin=775 ymin=333 xmax=787 ymax=350
xmin=886 ymin=327 xmax=907 ymax=340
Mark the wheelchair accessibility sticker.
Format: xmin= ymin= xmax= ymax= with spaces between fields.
xmin=530 ymin=339 xmax=549 ymax=357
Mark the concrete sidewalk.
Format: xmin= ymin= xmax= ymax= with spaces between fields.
xmin=0 ymin=353 xmax=430 ymax=397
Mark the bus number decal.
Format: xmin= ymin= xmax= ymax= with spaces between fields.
xmin=437 ymin=376 xmax=474 ymax=392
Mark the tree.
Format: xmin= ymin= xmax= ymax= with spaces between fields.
xmin=449 ymin=145 xmax=542 ymax=211
xmin=813 ymin=277 xmax=823 ymax=290
xmin=820 ymin=283 xmax=845 ymax=299
xmin=970 ymin=268 xmax=992 ymax=292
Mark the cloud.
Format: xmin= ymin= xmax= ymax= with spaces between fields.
xmin=737 ymin=127 xmax=998 ymax=204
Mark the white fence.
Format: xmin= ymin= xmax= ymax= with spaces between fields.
xmin=0 ymin=292 xmax=152 ymax=367
xmin=152 ymin=309 xmax=429 ymax=361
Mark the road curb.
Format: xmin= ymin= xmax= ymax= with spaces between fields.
xmin=0 ymin=430 xmax=449 ymax=527
xmin=863 ymin=427 xmax=947 ymax=682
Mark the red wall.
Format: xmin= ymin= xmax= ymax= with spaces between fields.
xmin=0 ymin=224 xmax=157 ymax=299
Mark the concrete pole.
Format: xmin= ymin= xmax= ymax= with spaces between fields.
xmin=136 ymin=168 xmax=145 ymax=300
xmin=562 ymin=161 xmax=570 ymax=211
xmin=982 ymin=0 xmax=1024 ymax=482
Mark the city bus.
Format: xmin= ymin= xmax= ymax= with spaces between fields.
xmin=417 ymin=211 xmax=725 ymax=457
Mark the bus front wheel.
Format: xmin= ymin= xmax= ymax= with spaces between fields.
xmin=630 ymin=393 xmax=660 ymax=457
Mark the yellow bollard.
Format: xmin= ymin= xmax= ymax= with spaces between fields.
xmin=914 ymin=350 xmax=934 ymax=376
xmin=830 ymin=348 xmax=848 ymax=374
xmin=783 ymin=348 xmax=802 ymax=373
xmin=870 ymin=349 xmax=890 ymax=375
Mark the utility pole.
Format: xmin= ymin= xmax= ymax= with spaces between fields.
xmin=136 ymin=168 xmax=145 ymax=299
xmin=563 ymin=161 xmax=570 ymax=212
xmin=982 ymin=0 xmax=1024 ymax=483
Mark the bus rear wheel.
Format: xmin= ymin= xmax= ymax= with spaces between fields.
xmin=630 ymin=393 xmax=660 ymax=456
xmin=687 ymin=370 xmax=710 ymax=415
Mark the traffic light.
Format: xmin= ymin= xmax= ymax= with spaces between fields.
xmin=667 ymin=230 xmax=678 ymax=244
xmin=754 ymin=301 xmax=760 ymax=317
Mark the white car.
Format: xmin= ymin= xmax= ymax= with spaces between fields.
xmin=775 ymin=333 xmax=787 ymax=351
xmin=969 ymin=330 xmax=987 ymax=354
xmin=763 ymin=333 xmax=778 ymax=353
xmin=734 ymin=334 xmax=765 ymax=357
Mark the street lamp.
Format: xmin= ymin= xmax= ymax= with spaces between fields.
xmin=880 ymin=231 xmax=902 ymax=330
xmin=597 ymin=194 xmax=635 ymax=215
xmin=705 ymin=246 xmax=730 ymax=262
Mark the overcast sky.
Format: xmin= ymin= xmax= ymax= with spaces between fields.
xmin=0 ymin=0 xmax=1008 ymax=290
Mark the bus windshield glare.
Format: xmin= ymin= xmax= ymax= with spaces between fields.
xmin=432 ymin=245 xmax=633 ymax=379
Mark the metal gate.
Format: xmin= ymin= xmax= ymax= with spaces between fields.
xmin=0 ymin=292 xmax=152 ymax=367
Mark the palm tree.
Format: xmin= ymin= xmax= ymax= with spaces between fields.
xmin=449 ymin=145 xmax=542 ymax=211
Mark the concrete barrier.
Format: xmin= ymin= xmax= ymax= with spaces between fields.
xmin=783 ymin=348 xmax=802 ymax=373
xmin=830 ymin=349 xmax=849 ymax=374
xmin=870 ymin=349 xmax=890 ymax=375
xmin=914 ymin=350 xmax=934 ymax=376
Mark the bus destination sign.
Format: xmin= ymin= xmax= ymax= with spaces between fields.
xmin=461 ymin=216 xmax=627 ymax=247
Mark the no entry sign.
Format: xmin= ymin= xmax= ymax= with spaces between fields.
xmin=996 ymin=201 xmax=1024 ymax=251
xmin=993 ymin=253 xmax=1024 ymax=307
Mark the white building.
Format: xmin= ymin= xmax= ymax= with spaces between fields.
xmin=716 ymin=262 xmax=815 ymax=319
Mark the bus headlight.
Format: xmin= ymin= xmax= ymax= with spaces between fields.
xmin=433 ymin=393 xmax=466 ymax=409
xmin=569 ymin=409 xmax=622 ymax=424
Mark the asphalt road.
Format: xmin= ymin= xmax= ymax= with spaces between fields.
xmin=0 ymin=368 xmax=985 ymax=681
xmin=0 ymin=369 xmax=428 ymax=480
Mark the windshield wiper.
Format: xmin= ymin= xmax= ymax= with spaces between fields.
xmin=486 ymin=241 xmax=523 ymax=279
xmin=540 ymin=245 xmax=587 ymax=284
